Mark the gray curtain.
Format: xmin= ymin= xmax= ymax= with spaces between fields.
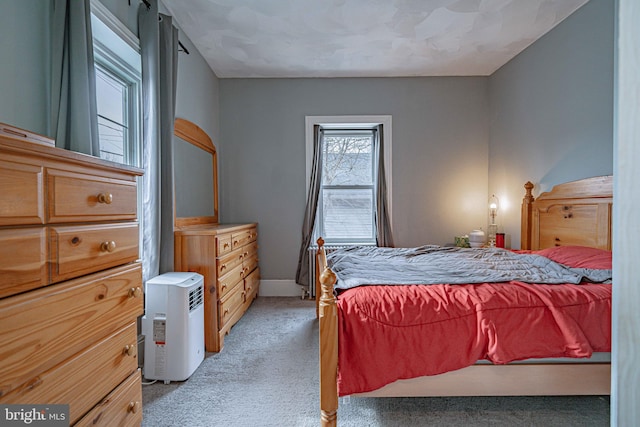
xmin=295 ymin=125 xmax=323 ymax=287
xmin=374 ymin=125 xmax=394 ymax=247
xmin=158 ymin=14 xmax=178 ymax=274
xmin=139 ymin=3 xmax=179 ymax=281
xmin=51 ymin=0 xmax=100 ymax=155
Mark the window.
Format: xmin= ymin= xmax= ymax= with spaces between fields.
xmin=91 ymin=1 xmax=142 ymax=167
xmin=317 ymin=129 xmax=376 ymax=244
xmin=94 ymin=65 xmax=130 ymax=163
xmin=305 ymin=116 xmax=392 ymax=246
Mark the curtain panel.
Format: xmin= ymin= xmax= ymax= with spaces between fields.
xmin=50 ymin=0 xmax=100 ymax=155
xmin=374 ymin=125 xmax=394 ymax=247
xmin=295 ymin=125 xmax=323 ymax=287
xmin=138 ymin=3 xmax=179 ymax=281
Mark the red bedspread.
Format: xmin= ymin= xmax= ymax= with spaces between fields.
xmin=335 ymin=246 xmax=612 ymax=396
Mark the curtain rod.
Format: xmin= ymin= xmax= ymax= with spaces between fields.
xmin=137 ymin=0 xmax=190 ymax=54
xmin=178 ymin=41 xmax=190 ymax=55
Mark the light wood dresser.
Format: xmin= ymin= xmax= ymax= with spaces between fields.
xmin=0 ymin=125 xmax=144 ymax=426
xmin=174 ymin=223 xmax=259 ymax=352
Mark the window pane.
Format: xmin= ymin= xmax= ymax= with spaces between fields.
xmin=322 ymin=188 xmax=373 ymax=240
xmin=95 ymin=67 xmax=126 ymax=125
xmin=323 ymin=135 xmax=373 ymax=185
xmin=97 ymin=116 xmax=125 ymax=163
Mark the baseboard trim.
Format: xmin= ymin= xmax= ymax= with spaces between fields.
xmin=259 ymin=279 xmax=304 ymax=297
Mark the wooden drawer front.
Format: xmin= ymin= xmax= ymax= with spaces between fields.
xmin=243 ymin=241 xmax=258 ymax=259
xmin=218 ymin=283 xmax=244 ymax=329
xmin=217 ymin=246 xmax=244 ymax=277
xmin=47 ymin=169 xmax=137 ymax=223
xmin=0 ymin=160 xmax=44 ymax=225
xmin=0 ymin=263 xmax=143 ymax=398
xmin=50 ymin=223 xmax=139 ymax=283
xmin=242 ymin=255 xmax=259 ymax=278
xmin=217 ymin=234 xmax=232 ymax=255
xmin=1 ymin=322 xmax=138 ymax=425
xmin=217 ymin=263 xmax=244 ymax=300
xmin=231 ymin=230 xmax=253 ymax=250
xmin=246 ymin=227 xmax=258 ymax=243
xmin=0 ymin=227 xmax=47 ymax=298
xmin=75 ymin=370 xmax=142 ymax=427
xmin=244 ymin=268 xmax=260 ymax=301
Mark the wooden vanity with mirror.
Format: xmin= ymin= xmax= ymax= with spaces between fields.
xmin=173 ymin=118 xmax=259 ymax=352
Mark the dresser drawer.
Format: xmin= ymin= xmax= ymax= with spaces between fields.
xmin=217 ymin=263 xmax=244 ymax=300
xmin=1 ymin=322 xmax=139 ymax=425
xmin=242 ymin=241 xmax=258 ymax=260
xmin=75 ymin=370 xmax=142 ymax=427
xmin=0 ymin=227 xmax=47 ymax=298
xmin=217 ymin=246 xmax=244 ymax=277
xmin=217 ymin=234 xmax=232 ymax=255
xmin=47 ymin=169 xmax=137 ymax=223
xmin=244 ymin=268 xmax=260 ymax=302
xmin=218 ymin=282 xmax=244 ymax=329
xmin=231 ymin=230 xmax=253 ymax=250
xmin=0 ymin=159 xmax=44 ymax=226
xmin=242 ymin=255 xmax=259 ymax=278
xmin=50 ymin=223 xmax=139 ymax=283
xmin=0 ymin=263 xmax=143 ymax=398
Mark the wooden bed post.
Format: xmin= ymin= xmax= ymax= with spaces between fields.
xmin=317 ymin=239 xmax=338 ymax=427
xmin=521 ymin=181 xmax=535 ymax=250
xmin=315 ymin=237 xmax=325 ymax=319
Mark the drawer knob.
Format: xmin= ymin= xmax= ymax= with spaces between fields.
xmin=220 ymin=263 xmax=227 ymax=271
xmin=97 ymin=192 xmax=113 ymax=204
xmin=127 ymin=401 xmax=141 ymax=414
xmin=123 ymin=344 xmax=136 ymax=356
xmin=128 ymin=287 xmax=142 ymax=298
xmin=100 ymin=241 xmax=117 ymax=252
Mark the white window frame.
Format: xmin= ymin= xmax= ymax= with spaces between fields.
xmin=305 ymin=115 xmax=392 ymax=245
xmin=90 ymin=0 xmax=142 ymax=168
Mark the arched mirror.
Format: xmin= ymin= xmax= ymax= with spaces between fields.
xmin=173 ymin=118 xmax=218 ymax=227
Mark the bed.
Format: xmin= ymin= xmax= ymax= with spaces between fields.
xmin=316 ymin=176 xmax=613 ymax=426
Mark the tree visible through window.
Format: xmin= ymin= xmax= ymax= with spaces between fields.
xmin=317 ymin=129 xmax=376 ymax=244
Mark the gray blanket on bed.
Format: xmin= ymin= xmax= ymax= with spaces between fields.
xmin=325 ymin=246 xmax=612 ymax=291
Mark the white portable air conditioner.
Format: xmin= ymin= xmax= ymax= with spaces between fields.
xmin=142 ymin=272 xmax=205 ymax=383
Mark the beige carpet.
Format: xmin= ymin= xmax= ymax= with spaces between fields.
xmin=141 ymin=297 xmax=609 ymax=427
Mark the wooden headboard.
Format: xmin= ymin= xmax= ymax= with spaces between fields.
xmin=521 ymin=176 xmax=613 ymax=250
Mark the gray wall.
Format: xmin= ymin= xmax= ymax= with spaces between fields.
xmin=0 ymin=0 xmax=50 ymax=135
xmin=219 ymin=77 xmax=489 ymax=280
xmin=488 ymin=0 xmax=614 ymax=249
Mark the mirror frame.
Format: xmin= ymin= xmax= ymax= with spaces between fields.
xmin=173 ymin=118 xmax=219 ymax=227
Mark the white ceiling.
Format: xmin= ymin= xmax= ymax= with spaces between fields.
xmin=161 ymin=0 xmax=589 ymax=78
